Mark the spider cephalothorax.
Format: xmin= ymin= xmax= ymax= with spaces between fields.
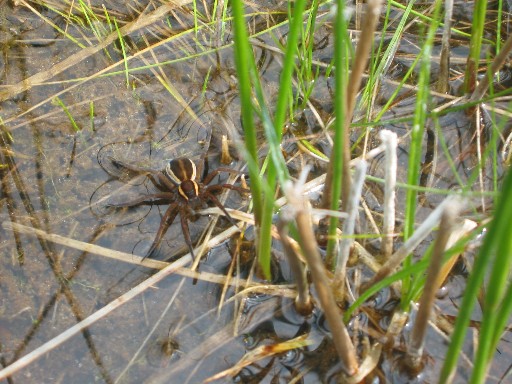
xmin=108 ymin=156 xmax=248 ymax=260
xmin=166 ymin=158 xmax=200 ymax=200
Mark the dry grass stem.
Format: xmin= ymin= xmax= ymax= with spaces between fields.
xmin=0 ymin=243 xmax=192 ymax=381
xmin=406 ymin=203 xmax=460 ymax=367
xmin=362 ymin=195 xmax=461 ymax=290
xmin=2 ymin=221 xmax=269 ymax=291
xmin=282 ymin=178 xmax=359 ymax=376
xmin=2 ymin=2 xmax=185 ymax=102
xmin=203 ymin=334 xmax=311 ymax=383
xmin=379 ymin=130 xmax=398 ymax=258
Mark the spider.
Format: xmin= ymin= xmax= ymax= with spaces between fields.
xmin=106 ymin=156 xmax=248 ymax=260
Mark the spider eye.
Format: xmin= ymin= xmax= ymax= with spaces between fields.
xmin=166 ymin=158 xmax=196 ymax=184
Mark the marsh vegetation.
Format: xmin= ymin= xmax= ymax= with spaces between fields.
xmin=0 ymin=0 xmax=511 ymax=383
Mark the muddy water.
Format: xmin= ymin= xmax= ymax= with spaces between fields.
xmin=0 ymin=2 xmax=510 ymax=384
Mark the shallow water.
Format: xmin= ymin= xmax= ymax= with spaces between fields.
xmin=0 ymin=2 xmax=511 ymax=383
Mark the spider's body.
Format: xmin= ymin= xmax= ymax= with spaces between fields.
xmin=166 ymin=158 xmax=199 ymax=200
xmin=108 ymin=156 xmax=247 ymax=260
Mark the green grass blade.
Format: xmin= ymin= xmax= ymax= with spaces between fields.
xmin=113 ymin=17 xmax=130 ymax=88
xmin=402 ymin=0 xmax=442 ymax=298
xmin=344 ymin=229 xmax=478 ymax=322
xmin=470 ymin=174 xmax=512 ymax=382
xmin=439 ymin=168 xmax=512 ymax=382
xmin=230 ymin=0 xmax=263 ymax=226
xmin=325 ymin=0 xmax=349 ymax=267
xmin=52 ymin=97 xmax=81 ymax=132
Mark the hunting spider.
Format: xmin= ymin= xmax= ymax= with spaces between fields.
xmin=107 ymin=156 xmax=248 ymax=260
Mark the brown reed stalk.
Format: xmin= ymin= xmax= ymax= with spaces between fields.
xmin=277 ymin=220 xmax=314 ymax=315
xmin=406 ymin=203 xmax=459 ymax=369
xmin=283 ymin=179 xmax=359 ymax=376
xmin=321 ymin=0 xmax=382 ymax=212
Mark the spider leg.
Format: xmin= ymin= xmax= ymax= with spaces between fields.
xmin=202 ymin=167 xmax=247 ymax=186
xmin=145 ymin=201 xmax=179 ymax=259
xmin=206 ymin=183 xmax=250 ymax=196
xmin=109 ymin=157 xmax=155 ymax=174
xmin=179 ymin=205 xmax=196 ymax=260
xmin=204 ymin=191 xmax=239 ymax=227
xmin=109 ymin=157 xmax=177 ymax=192
xmin=107 ymin=192 xmax=174 ymax=208
xmin=151 ymin=172 xmax=177 ymax=192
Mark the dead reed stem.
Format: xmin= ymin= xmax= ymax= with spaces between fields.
xmin=283 ymin=178 xmax=359 ymax=376
xmin=406 ymin=203 xmax=459 ymax=367
xmin=277 ymin=221 xmax=313 ymax=315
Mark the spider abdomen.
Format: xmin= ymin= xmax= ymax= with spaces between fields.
xmin=166 ymin=158 xmax=197 ymax=184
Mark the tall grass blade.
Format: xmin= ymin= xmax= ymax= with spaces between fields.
xmin=113 ymin=17 xmax=130 ymax=88
xmin=324 ymin=0 xmax=350 ymax=267
xmin=402 ymin=0 xmax=442 ymax=297
xmin=230 ymin=0 xmax=266 ymax=273
xmin=439 ymin=168 xmax=512 ymax=382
